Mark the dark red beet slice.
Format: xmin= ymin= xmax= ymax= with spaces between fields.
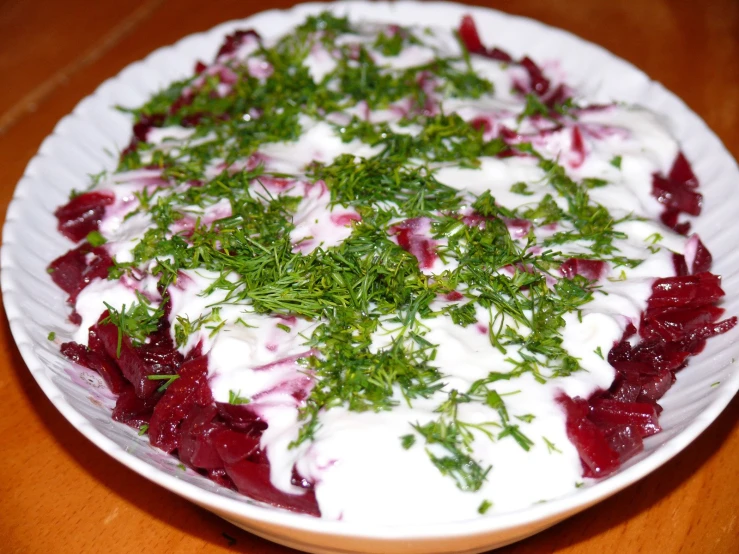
xmin=458 ymin=15 xmax=485 ymax=54
xmin=470 ymin=117 xmax=491 ymax=134
xmin=636 ymin=369 xmax=674 ymax=403
xmin=216 ymin=402 xmax=268 ymax=435
xmin=54 ymin=191 xmax=115 ymax=243
xmin=558 ymin=394 xmax=620 ymax=478
xmin=148 ymin=355 xmax=211 ymax=453
xmin=672 ymin=253 xmax=689 ymax=277
xmin=132 ymin=113 xmax=165 ymax=143
xmin=178 ymin=404 xmax=225 ymax=470
xmin=604 ymin=425 xmax=643 ymax=462
xmin=60 ymin=341 xmax=127 ymax=394
xmin=389 ymin=218 xmax=438 ymax=269
xmin=570 ymin=126 xmax=585 ymax=166
xmin=589 ymin=398 xmax=661 ymax=438
xmin=458 ymin=15 xmax=513 ymax=62
xmin=648 ymin=273 xmax=725 ymax=309
xmin=559 ymin=258 xmax=607 ymax=281
xmin=689 ymin=236 xmax=713 ymax=274
xmin=213 ymin=428 xmax=261 ymax=464
xmin=208 ymin=468 xmax=235 ymax=489
xmin=641 ymin=304 xmax=726 ymax=342
xmin=660 ymin=209 xmax=691 ymax=236
xmin=47 ymin=243 xmax=113 ymax=304
xmin=651 ymin=152 xmax=702 ymax=234
xmin=169 ymin=93 xmax=194 ymax=116
xmin=631 ymin=339 xmax=693 ymax=373
xmin=224 ymin=459 xmax=320 ymax=516
xmin=652 ymin=174 xmax=702 ymax=216
xmin=112 ymin=385 xmax=161 ymax=428
xmin=138 ymin=319 xmax=185 ymax=373
xmin=544 ymin=84 xmax=570 ymax=108
xmin=487 ymin=47 xmax=514 ymax=63
xmin=216 ymin=29 xmax=260 ymax=59
xmin=608 ymin=359 xmax=656 ymax=378
xmin=669 ymin=152 xmax=699 ymax=189
xmin=520 ymin=56 xmax=550 ymax=97
xmin=607 ymin=376 xmax=642 ymax=403
xmin=94 ymin=318 xmax=165 ymax=399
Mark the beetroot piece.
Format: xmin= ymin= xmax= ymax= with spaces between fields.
xmin=672 ymin=253 xmax=689 ymax=277
xmin=660 ymin=209 xmax=691 ymax=236
xmin=47 ymin=243 xmax=113 ymax=304
xmin=607 ymin=376 xmax=642 ymax=403
xmin=588 ymin=398 xmax=661 ymax=438
xmin=208 ymin=468 xmax=235 ymax=489
xmin=604 ymin=425 xmax=643 ymax=462
xmin=216 ymin=29 xmax=261 ymax=59
xmin=651 ymin=152 xmax=703 ymax=234
xmin=458 ymin=15 xmax=513 ymax=62
xmin=640 ymin=304 xmax=726 ymax=342
xmin=563 ymin=237 xmax=736 ymax=478
xmin=212 ymin=428 xmax=261 ymax=465
xmin=168 ymin=92 xmax=194 ymax=117
xmin=216 ymin=402 xmax=269 ymax=435
xmin=148 ymin=355 xmax=211 ymax=453
xmin=636 ymin=369 xmax=674 ymax=403
xmin=178 ymin=404 xmax=226 ymax=470
xmin=112 ymin=385 xmax=161 ymax=428
xmin=558 ymin=394 xmax=620 ymax=478
xmin=132 ymin=113 xmax=165 ymax=143
xmin=224 ymin=459 xmax=321 ymax=516
xmin=121 ymin=113 xmax=167 ymax=158
xmin=54 ymin=191 xmax=115 ymax=243
xmin=648 ymin=273 xmax=725 ymax=310
xmin=487 ymin=47 xmax=514 ymax=63
xmin=138 ymin=320 xmax=185 ymax=374
xmin=544 ymin=84 xmax=570 ymax=108
xmin=60 ymin=341 xmax=127 ymax=394
xmin=94 ymin=318 xmax=170 ymax=399
xmin=669 ymin=152 xmax=699 ymax=189
xmin=494 ymin=125 xmax=530 ymax=158
xmin=652 ymin=174 xmax=702 ymax=216
xmin=458 ymin=15 xmax=485 ymax=54
xmin=89 ymin=307 xmax=184 ymax=401
xmin=559 ymin=258 xmax=607 ymax=281
xmin=570 ymin=126 xmax=586 ymax=166
xmin=520 ymin=56 xmax=550 ymax=97
xmin=389 ymin=218 xmax=438 ymax=270
xmin=688 ymin=235 xmax=713 ymax=274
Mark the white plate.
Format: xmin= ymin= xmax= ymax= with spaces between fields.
xmin=2 ymin=2 xmax=738 ymax=553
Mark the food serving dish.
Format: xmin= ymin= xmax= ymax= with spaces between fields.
xmin=2 ymin=2 xmax=738 ymax=553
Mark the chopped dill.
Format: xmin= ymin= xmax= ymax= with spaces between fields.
xmin=93 ymin=12 xmax=646 ymax=492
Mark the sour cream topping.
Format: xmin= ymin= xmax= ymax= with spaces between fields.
xmin=70 ymin=19 xmax=695 ymax=524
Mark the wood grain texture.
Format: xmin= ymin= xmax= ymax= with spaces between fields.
xmin=0 ymin=1 xmax=737 ymax=553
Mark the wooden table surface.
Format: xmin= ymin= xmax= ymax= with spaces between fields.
xmin=0 ymin=1 xmax=737 ymax=552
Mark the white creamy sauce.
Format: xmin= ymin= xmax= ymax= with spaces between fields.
xmin=289 ymin=180 xmax=359 ymax=253
xmin=259 ymin=117 xmax=380 ymax=172
xmin=435 ymin=156 xmax=547 ymax=204
xmin=70 ymin=21 xmax=696 ymax=523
